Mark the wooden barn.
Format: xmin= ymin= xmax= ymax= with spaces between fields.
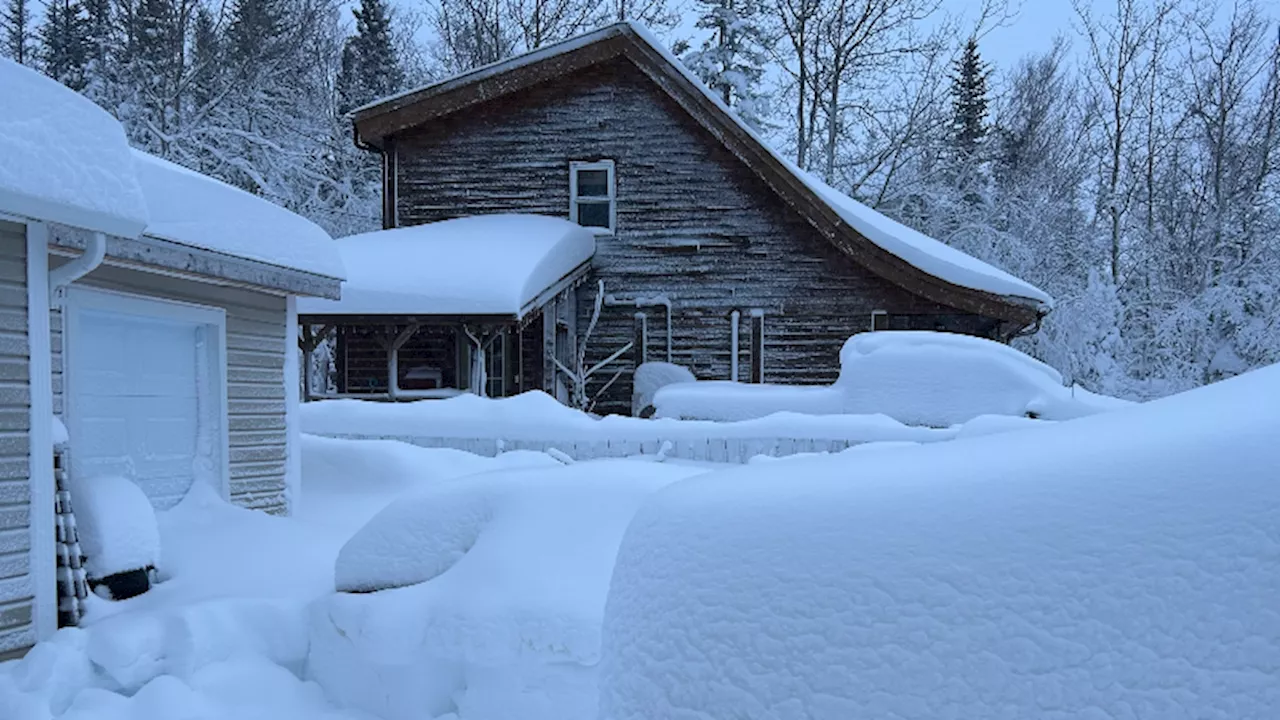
xmin=327 ymin=22 xmax=1052 ymax=415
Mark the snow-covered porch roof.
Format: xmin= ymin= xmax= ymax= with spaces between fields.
xmin=297 ymin=214 xmax=596 ymax=322
xmin=351 ymin=22 xmax=1052 ymax=332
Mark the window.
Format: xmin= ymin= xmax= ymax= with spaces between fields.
xmin=570 ymin=160 xmax=616 ymax=234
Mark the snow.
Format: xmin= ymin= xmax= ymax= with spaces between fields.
xmin=630 ymin=361 xmax=695 ymax=415
xmin=0 ymin=59 xmax=148 ymax=238
xmin=598 ymin=363 xmax=1280 ymax=719
xmin=66 ymin=475 xmax=160 ymax=580
xmin=297 ymin=215 xmax=595 ymax=318
xmin=837 ymin=331 xmax=1128 ymax=424
xmin=129 ymin=150 xmax=344 ymax=279
xmin=309 ymin=460 xmax=707 ymax=720
xmin=653 ymin=331 xmax=1127 ymax=425
xmin=302 ymin=390 xmax=955 ymax=444
xmin=51 ymin=416 xmax=69 ymax=446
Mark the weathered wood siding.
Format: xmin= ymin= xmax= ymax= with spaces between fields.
xmin=0 ymin=222 xmax=34 ymax=656
xmin=393 ymin=60 xmax=999 ymax=414
xmin=51 ymin=263 xmax=292 ymax=514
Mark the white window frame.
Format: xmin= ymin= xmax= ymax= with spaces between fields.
xmin=63 ymin=286 xmax=231 ymax=501
xmin=569 ymin=160 xmax=616 ymax=235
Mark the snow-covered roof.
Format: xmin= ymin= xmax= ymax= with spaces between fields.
xmin=0 ymin=58 xmax=149 ymax=237
xmin=354 ymin=22 xmax=1052 ymax=312
xmin=130 ymin=150 xmax=345 ymax=279
xmin=297 ymin=214 xmax=596 ymax=318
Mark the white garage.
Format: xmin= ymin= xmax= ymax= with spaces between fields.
xmin=63 ymin=287 xmax=228 ymax=510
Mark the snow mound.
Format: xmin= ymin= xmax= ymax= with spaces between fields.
xmin=298 ymin=214 xmax=595 ymax=317
xmin=631 ymin=362 xmax=695 ymax=415
xmin=309 ymin=460 xmax=707 ymax=720
xmin=130 ymin=150 xmax=344 ymax=279
xmin=599 ymin=363 xmax=1280 ymax=719
xmin=837 ymin=331 xmax=1125 ymax=425
xmin=0 ymin=59 xmax=148 ymax=237
xmin=67 ymin=475 xmax=160 ymax=580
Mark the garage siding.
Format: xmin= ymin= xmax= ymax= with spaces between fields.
xmin=0 ymin=222 xmax=34 ymax=656
xmin=52 ymin=263 xmax=291 ymax=515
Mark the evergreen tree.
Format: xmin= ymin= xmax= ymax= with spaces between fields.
xmin=950 ymin=36 xmax=991 ymax=158
xmin=2 ymin=0 xmax=34 ymax=63
xmin=122 ymin=0 xmax=179 ymax=150
xmin=39 ymin=0 xmax=89 ymax=90
xmin=682 ymin=0 xmax=771 ymax=129
xmin=336 ymin=0 xmax=403 ymax=115
xmin=80 ymin=0 xmax=113 ymax=101
xmin=226 ymin=0 xmax=286 ymax=74
xmin=188 ymin=6 xmax=220 ymax=112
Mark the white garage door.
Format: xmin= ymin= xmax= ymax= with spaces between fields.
xmin=66 ymin=288 xmax=227 ymax=510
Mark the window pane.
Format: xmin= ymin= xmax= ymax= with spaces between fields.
xmin=576 ymin=201 xmax=611 ymax=229
xmin=576 ymin=168 xmax=610 ymax=197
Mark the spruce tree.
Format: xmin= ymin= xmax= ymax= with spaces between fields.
xmin=39 ymin=0 xmax=89 ymax=90
xmin=226 ymin=0 xmax=286 ymax=73
xmin=80 ymin=0 xmax=114 ymax=103
xmin=950 ymin=36 xmax=991 ymax=158
xmin=682 ymin=0 xmax=771 ymax=129
xmin=122 ymin=0 xmax=179 ymax=150
xmin=189 ymin=6 xmax=220 ymax=112
xmin=2 ymin=0 xmax=34 ymax=63
xmin=336 ymin=0 xmax=403 ymax=114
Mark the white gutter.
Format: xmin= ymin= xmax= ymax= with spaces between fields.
xmin=49 ymin=231 xmax=106 ymax=304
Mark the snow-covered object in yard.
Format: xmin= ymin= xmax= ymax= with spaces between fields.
xmin=837 ymin=331 xmax=1129 ymax=425
xmin=599 ymin=363 xmax=1280 ymax=720
xmin=51 ymin=416 xmax=69 ymax=446
xmin=130 ymin=150 xmax=344 ymax=279
xmin=66 ymin=475 xmax=160 ymax=580
xmin=298 ymin=215 xmax=594 ymax=318
xmin=630 ymin=361 xmax=695 ymax=415
xmin=0 ymin=59 xmax=148 ymax=237
xmin=310 ymin=460 xmax=707 ymax=720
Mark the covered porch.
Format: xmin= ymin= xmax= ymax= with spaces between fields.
xmin=298 ymin=214 xmax=595 ymax=401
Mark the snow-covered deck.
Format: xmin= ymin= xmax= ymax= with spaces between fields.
xmin=298 ymin=214 xmax=596 ymax=319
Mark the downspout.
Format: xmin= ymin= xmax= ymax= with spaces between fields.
xmin=605 ymin=294 xmax=673 ymax=363
xmin=49 ymin=231 xmax=107 ymax=304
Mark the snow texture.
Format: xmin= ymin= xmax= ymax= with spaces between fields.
xmin=66 ymin=475 xmax=161 ymax=580
xmin=310 ymin=460 xmax=707 ymax=720
xmin=630 ymin=361 xmax=696 ymax=415
xmin=654 ymin=331 xmax=1128 ymax=426
xmin=297 ymin=215 xmax=595 ymax=317
xmin=0 ymin=59 xmax=148 ymax=237
xmin=51 ymin=416 xmax=69 ymax=446
xmin=130 ymin=150 xmax=345 ymax=279
xmin=302 ymin=390 xmax=953 ymax=443
xmin=599 ymin=363 xmax=1280 ymax=720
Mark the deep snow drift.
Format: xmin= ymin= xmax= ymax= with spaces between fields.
xmin=307 ymin=460 xmax=708 ymax=720
xmin=599 ymin=364 xmax=1280 ymax=719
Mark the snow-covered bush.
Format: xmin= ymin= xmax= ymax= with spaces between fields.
xmin=599 ymin=364 xmax=1280 ymax=719
xmin=67 ymin=475 xmax=160 ymax=581
xmin=309 ymin=460 xmax=707 ymax=720
xmin=631 ymin=362 xmax=696 ymax=416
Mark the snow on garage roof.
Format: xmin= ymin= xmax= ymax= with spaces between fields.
xmin=130 ymin=150 xmax=345 ymax=279
xmin=297 ymin=215 xmax=596 ymax=318
xmin=353 ymin=22 xmax=1053 ymax=312
xmin=0 ymin=58 xmax=149 ymax=237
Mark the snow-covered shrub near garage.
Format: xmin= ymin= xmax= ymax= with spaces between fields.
xmin=599 ymin=363 xmax=1280 ymax=720
xmin=308 ymin=460 xmax=707 ymax=720
xmin=630 ymin=362 xmax=695 ymax=416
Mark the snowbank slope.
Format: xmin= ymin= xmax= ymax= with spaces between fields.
xmin=600 ymin=364 xmax=1280 ymax=719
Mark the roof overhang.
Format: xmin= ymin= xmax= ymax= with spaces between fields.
xmin=351 ymin=23 xmax=1046 ymax=330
